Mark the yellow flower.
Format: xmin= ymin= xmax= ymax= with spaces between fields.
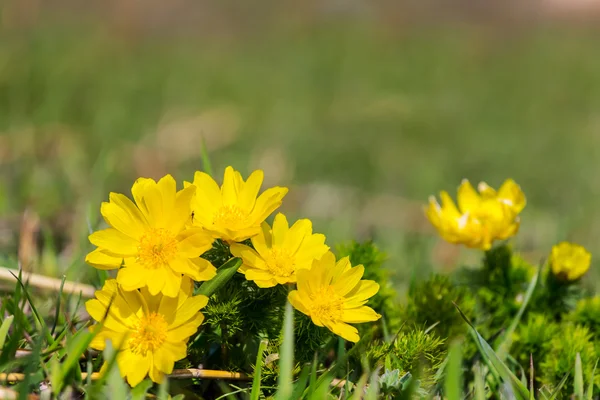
xmin=425 ymin=179 xmax=525 ymax=250
xmin=288 ymin=252 xmax=381 ymax=342
xmin=85 ymin=175 xmax=216 ymax=297
xmin=187 ymin=166 xmax=288 ymax=243
xmin=230 ymin=213 xmax=329 ymax=287
xmin=550 ymin=241 xmax=591 ymax=281
xmin=86 ymin=279 xmax=207 ymax=386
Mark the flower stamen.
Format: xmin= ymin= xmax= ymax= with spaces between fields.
xmin=128 ymin=312 xmax=168 ymax=356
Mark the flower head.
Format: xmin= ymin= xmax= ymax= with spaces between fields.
xmin=187 ymin=166 xmax=288 ymax=243
xmin=230 ymin=213 xmax=329 ymax=287
xmin=550 ymin=241 xmax=591 ymax=281
xmin=85 ymin=175 xmax=216 ymax=297
xmin=86 ymin=279 xmax=208 ymax=386
xmin=425 ymin=179 xmax=525 ymax=250
xmin=288 ymin=252 xmax=381 ymax=342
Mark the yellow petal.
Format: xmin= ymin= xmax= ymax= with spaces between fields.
xmin=125 ymin=353 xmax=151 ymax=386
xmin=153 ymin=346 xmax=177 ymax=374
xmin=295 ymin=234 xmax=329 ymax=267
xmin=251 ymin=222 xmax=273 ymax=255
xmin=168 ymin=184 xmax=196 ymax=233
xmin=498 ymin=179 xmax=526 ymax=213
xmin=342 ymin=306 xmax=381 ymax=323
xmin=100 ymin=198 xmax=145 ymax=240
xmin=161 ymin=268 xmax=183 ymax=298
xmin=288 ymin=291 xmax=309 ymax=315
xmin=177 ymin=228 xmax=214 ymax=258
xmin=148 ymin=366 xmax=165 ymax=385
xmin=169 ymin=295 xmax=209 ymax=330
xmin=345 ymin=280 xmax=380 ymax=308
xmin=167 ymin=313 xmax=204 ymax=342
xmin=189 ymin=258 xmax=217 ymax=281
xmin=245 ymin=269 xmax=276 ymax=283
xmin=457 ymin=179 xmax=480 ymax=214
xmin=271 ymin=213 xmax=289 ymax=248
xmin=117 ymin=265 xmax=148 ymax=292
xmin=238 ymin=169 xmax=264 ymax=212
xmin=283 ymin=218 xmax=311 ymax=254
xmin=131 ymin=177 xmax=154 ymax=217
xmin=221 ymin=166 xmax=239 ymax=205
xmin=230 ymin=244 xmax=267 ymax=270
xmin=250 ymin=187 xmax=288 ymax=223
xmin=191 ymin=171 xmax=222 ymax=213
xmin=85 ymin=248 xmax=123 ymax=270
xmin=169 ymin=257 xmax=203 ymax=280
xmin=89 ymin=228 xmax=138 ymax=255
xmin=325 ymin=320 xmax=360 ymax=343
xmin=254 ymin=278 xmax=278 ymax=287
xmin=332 ymin=265 xmax=364 ymax=297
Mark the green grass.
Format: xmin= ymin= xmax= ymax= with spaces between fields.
xmin=2 ymin=15 xmax=600 ymax=398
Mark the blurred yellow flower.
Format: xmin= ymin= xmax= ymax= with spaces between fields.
xmin=288 ymin=252 xmax=380 ymax=342
xmin=230 ymin=213 xmax=329 ymax=287
xmin=187 ymin=166 xmax=288 ymax=243
xmin=85 ymin=175 xmax=216 ymax=297
xmin=550 ymin=241 xmax=591 ymax=281
xmin=86 ymin=279 xmax=207 ymax=387
xmin=425 ymin=179 xmax=525 ymax=250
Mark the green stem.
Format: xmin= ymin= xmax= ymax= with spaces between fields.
xmin=197 ymin=257 xmax=243 ymax=298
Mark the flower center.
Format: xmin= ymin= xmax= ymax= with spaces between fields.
xmin=264 ymin=248 xmax=295 ymax=278
xmin=309 ymin=286 xmax=344 ymax=321
xmin=138 ymin=228 xmax=178 ymax=269
xmin=213 ymin=205 xmax=249 ymax=229
xmin=128 ymin=312 xmax=168 ymax=356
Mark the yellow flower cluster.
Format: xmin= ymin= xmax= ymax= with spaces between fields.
xmin=426 ymin=178 xmax=593 ymax=282
xmin=425 ymin=179 xmax=526 ymax=250
xmin=85 ymin=166 xmax=380 ymax=386
xmin=550 ymin=241 xmax=591 ymax=281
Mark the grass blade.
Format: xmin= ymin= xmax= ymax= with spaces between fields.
xmin=275 ymin=301 xmax=294 ymax=400
xmin=365 ymin=368 xmax=381 ymax=400
xmin=196 ymin=257 xmax=242 ymax=298
xmin=529 ymin=354 xmax=535 ymax=400
xmin=250 ymin=339 xmax=269 ymax=400
xmin=474 ymin=363 xmax=486 ymax=400
xmin=51 ymin=276 xmax=66 ymax=336
xmin=454 ymin=302 xmax=530 ymax=400
xmin=445 ymin=340 xmax=463 ymax=400
xmin=547 ymin=373 xmax=570 ymax=400
xmin=575 ymin=353 xmax=584 ymax=400
xmin=586 ymin=359 xmax=598 ymax=400
xmin=0 ymin=315 xmax=14 ymax=350
xmin=496 ymin=263 xmax=540 ymax=359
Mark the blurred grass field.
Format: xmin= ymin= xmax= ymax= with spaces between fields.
xmin=2 ymin=7 xmax=600 ymax=293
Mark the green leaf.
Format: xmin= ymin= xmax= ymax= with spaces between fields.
xmin=275 ymin=301 xmax=295 ymax=400
xmin=586 ymin=359 xmax=598 ymax=400
xmin=197 ymin=257 xmax=242 ymax=298
xmin=575 ymin=353 xmax=584 ymax=400
xmin=10 ymin=271 xmax=54 ymax=345
xmin=547 ymin=373 xmax=570 ymax=400
xmin=496 ymin=262 xmax=540 ymax=360
xmin=455 ymin=303 xmax=530 ymax=400
xmin=0 ymin=315 xmax=14 ymax=350
xmin=445 ymin=340 xmax=463 ymax=400
xmin=250 ymin=339 xmax=269 ymax=400
xmin=130 ymin=380 xmax=153 ymax=400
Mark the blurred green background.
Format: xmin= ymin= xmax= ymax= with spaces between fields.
xmin=2 ymin=1 xmax=600 ymax=292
